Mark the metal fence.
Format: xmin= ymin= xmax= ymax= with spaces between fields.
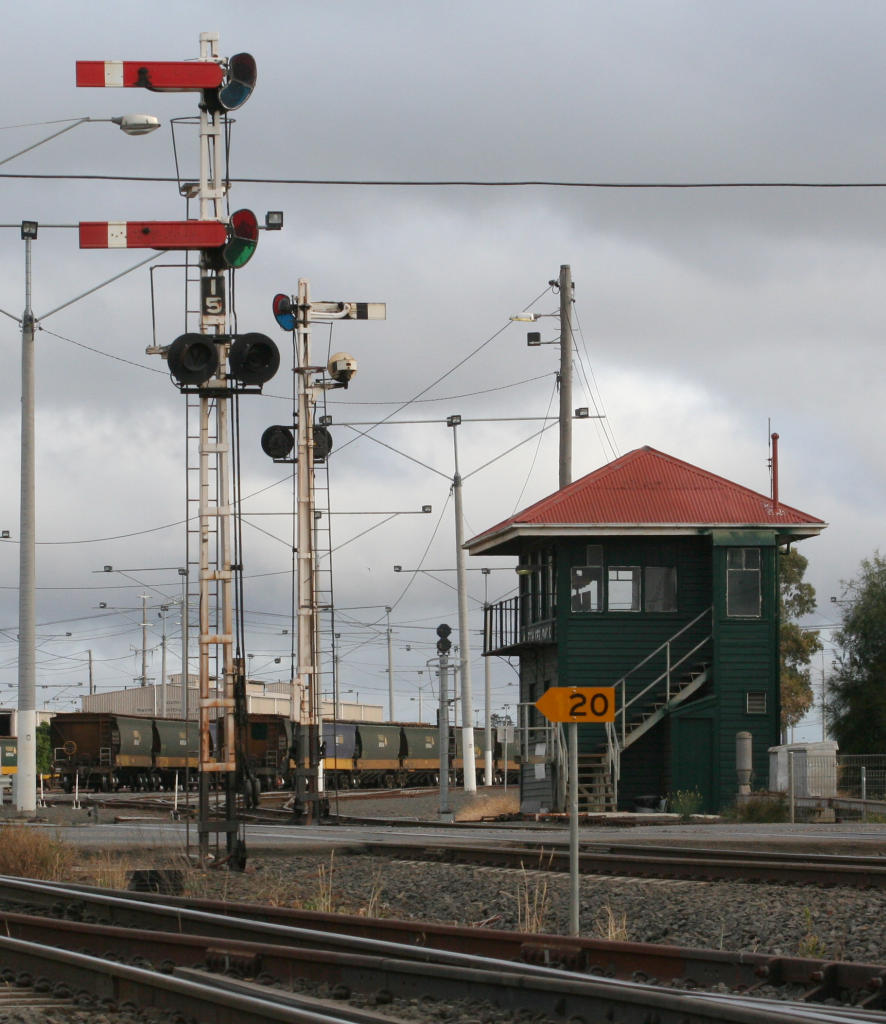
xmin=783 ymin=753 xmax=886 ymax=823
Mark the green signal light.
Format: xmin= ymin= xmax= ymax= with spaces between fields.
xmin=223 ymin=209 xmax=259 ymax=268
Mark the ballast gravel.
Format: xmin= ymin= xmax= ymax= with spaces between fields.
xmin=195 ymin=850 xmax=886 ymax=963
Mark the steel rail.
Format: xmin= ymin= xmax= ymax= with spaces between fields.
xmin=0 ymin=901 xmax=881 ymax=1024
xmin=355 ymin=840 xmax=886 ymax=887
xmin=2 ymin=876 xmax=886 ymax=1016
xmin=0 ymin=932 xmax=368 ymax=1024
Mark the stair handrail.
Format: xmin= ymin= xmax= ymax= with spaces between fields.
xmin=615 ymin=606 xmax=712 ymax=747
xmin=605 ymin=720 xmax=619 ymax=808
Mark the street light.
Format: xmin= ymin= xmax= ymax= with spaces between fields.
xmin=0 ymin=115 xmax=160 ymax=168
xmin=15 ymin=114 xmax=159 ymax=813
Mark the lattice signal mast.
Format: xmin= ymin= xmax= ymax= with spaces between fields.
xmin=77 ymin=33 xmax=277 ymax=866
xmin=265 ymin=289 xmax=385 ymax=820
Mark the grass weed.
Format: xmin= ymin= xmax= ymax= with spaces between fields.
xmin=515 ymin=856 xmax=551 ymax=933
xmin=0 ymin=824 xmax=75 ymax=880
xmin=593 ymin=902 xmax=628 ymax=941
xmin=797 ymin=907 xmax=827 ymax=958
xmin=667 ymin=788 xmax=703 ymax=821
xmin=725 ymin=792 xmax=789 ymax=823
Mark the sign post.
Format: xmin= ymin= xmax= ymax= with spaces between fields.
xmin=534 ymin=686 xmax=615 ymax=936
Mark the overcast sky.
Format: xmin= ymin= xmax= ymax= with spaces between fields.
xmin=0 ymin=1 xmax=881 ymax=739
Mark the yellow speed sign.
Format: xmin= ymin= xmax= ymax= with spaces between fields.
xmin=535 ymin=686 xmax=615 ymax=723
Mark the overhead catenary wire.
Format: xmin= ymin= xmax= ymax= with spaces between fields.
xmin=7 ymin=171 xmax=886 ymax=188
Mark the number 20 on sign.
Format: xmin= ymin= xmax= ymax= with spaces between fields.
xmin=534 ymin=686 xmax=616 ymax=723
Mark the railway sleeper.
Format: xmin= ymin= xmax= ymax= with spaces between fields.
xmin=750 ymin=958 xmax=886 ymax=1009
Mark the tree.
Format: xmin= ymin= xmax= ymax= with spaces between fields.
xmin=827 ymin=553 xmax=886 ymax=755
xmin=35 ymin=721 xmax=51 ymax=776
xmin=779 ymin=547 xmax=822 ymax=734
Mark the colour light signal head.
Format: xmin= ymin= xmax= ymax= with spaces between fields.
xmin=229 ymin=333 xmax=280 ymax=385
xmin=261 ymin=425 xmax=294 ymax=460
xmin=167 ymin=333 xmax=219 ymax=385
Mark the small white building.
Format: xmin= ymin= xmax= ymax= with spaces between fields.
xmin=769 ymin=741 xmax=839 ymax=798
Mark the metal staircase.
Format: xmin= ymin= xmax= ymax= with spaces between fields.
xmin=573 ymin=606 xmax=713 ymax=812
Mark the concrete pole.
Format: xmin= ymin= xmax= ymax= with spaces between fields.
xmin=386 ymin=606 xmax=394 ymax=721
xmin=450 ymin=421 xmax=476 ymax=794
xmin=17 ymin=229 xmax=36 ymax=813
xmin=160 ymin=608 xmax=168 ymax=717
xmin=484 ymin=642 xmax=493 ymax=786
xmin=140 ymin=594 xmax=148 ymax=687
xmin=558 ymin=264 xmax=574 ymax=490
xmin=438 ymin=654 xmax=452 ymax=821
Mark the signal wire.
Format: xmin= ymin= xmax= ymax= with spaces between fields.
xmin=572 ymin=303 xmax=619 ymax=461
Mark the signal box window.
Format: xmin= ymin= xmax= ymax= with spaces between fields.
xmin=727 ymin=547 xmax=762 ymax=617
xmin=571 ymin=566 xmax=602 ymax=612
xmin=571 ymin=545 xmax=603 ymax=612
xmin=645 ymin=566 xmax=677 ymax=612
xmin=608 ymin=567 xmax=641 ymax=611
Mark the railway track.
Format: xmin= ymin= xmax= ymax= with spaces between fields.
xmin=0 ymin=875 xmax=885 ymax=1021
xmin=356 ymin=838 xmax=886 ymax=888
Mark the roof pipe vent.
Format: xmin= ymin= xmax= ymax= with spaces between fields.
xmin=771 ymin=432 xmax=779 ymax=508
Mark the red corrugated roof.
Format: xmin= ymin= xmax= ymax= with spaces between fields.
xmin=469 ymin=446 xmax=825 ymax=546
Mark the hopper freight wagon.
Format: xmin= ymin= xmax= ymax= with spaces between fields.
xmin=400 ymin=725 xmax=441 ymax=786
xmin=321 ymin=721 xmax=359 ymax=788
xmin=0 ymin=737 xmax=16 ymax=776
xmin=153 ymin=719 xmax=199 ymax=781
xmin=352 ymin=723 xmax=404 ymax=788
xmin=51 ymin=713 xmax=197 ymax=792
xmin=321 ymin=722 xmax=441 ymax=789
xmin=451 ymin=726 xmax=488 ymax=785
xmin=210 ymin=714 xmax=294 ymax=791
xmin=242 ymin=714 xmax=292 ymax=790
xmin=49 ymin=711 xmax=517 ymax=792
xmin=451 ymin=727 xmax=518 ymax=785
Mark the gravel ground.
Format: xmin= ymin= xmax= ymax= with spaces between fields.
xmin=192 ymin=850 xmax=886 ymax=963
xmin=194 ymin=790 xmax=886 ymax=963
xmin=6 ymin=790 xmax=886 ymax=1023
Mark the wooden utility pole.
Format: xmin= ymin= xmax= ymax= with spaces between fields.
xmin=558 ymin=264 xmax=574 ymax=489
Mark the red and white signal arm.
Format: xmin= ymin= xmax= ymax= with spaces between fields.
xmin=76 ymin=61 xmax=223 ymax=91
xmin=79 ymin=221 xmax=227 ymax=251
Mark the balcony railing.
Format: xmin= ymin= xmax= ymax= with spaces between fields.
xmin=484 ymin=596 xmax=556 ymax=654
